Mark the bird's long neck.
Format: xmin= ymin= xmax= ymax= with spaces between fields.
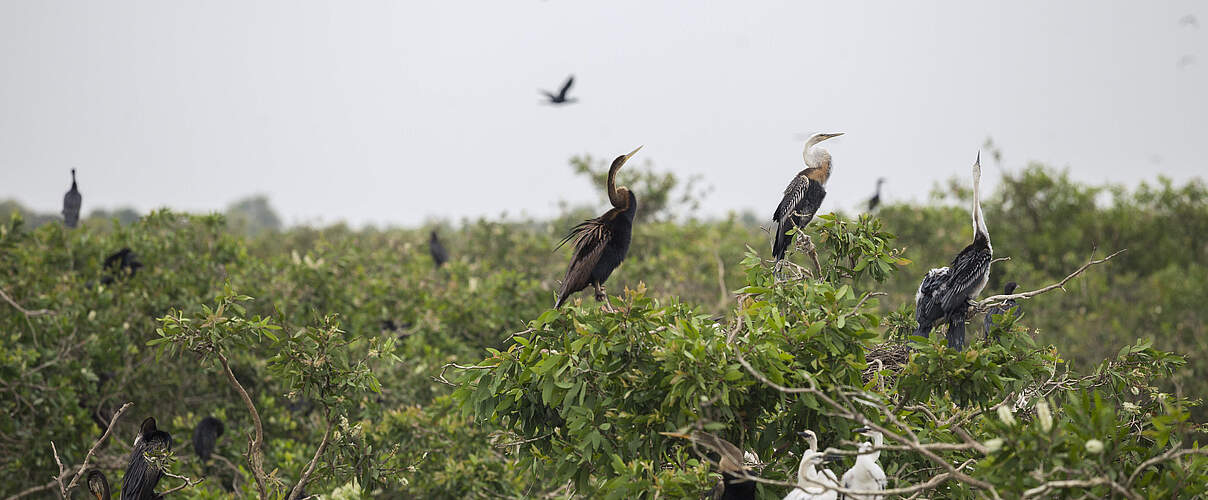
xmin=972 ymin=166 xmax=990 ymax=251
xmin=869 ymin=433 xmax=883 ymax=463
xmin=803 ymin=148 xmax=832 ymax=185
xmin=607 ymin=161 xmax=629 ymax=209
xmin=71 ymin=169 xmax=77 ymax=188
xmin=797 ymin=458 xmax=817 ymax=486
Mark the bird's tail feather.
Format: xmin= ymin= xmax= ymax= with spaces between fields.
xmin=772 ymin=220 xmax=791 ymax=261
xmin=946 ymin=315 xmax=967 ymax=351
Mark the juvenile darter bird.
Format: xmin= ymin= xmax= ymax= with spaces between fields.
xmin=540 ymin=75 xmax=578 ymax=105
xmin=786 ymin=431 xmax=840 ymax=500
xmin=554 ymin=146 xmax=642 ymax=311
xmin=866 ymin=178 xmax=885 ymax=212
xmin=772 ymin=133 xmax=843 ymax=262
xmin=192 ymin=416 xmax=224 ymax=463
xmin=982 ymin=281 xmax=1020 ymax=339
xmin=86 ymin=469 xmax=110 ymax=500
xmin=121 ymin=417 xmax=173 ymax=500
xmin=840 ymin=428 xmax=886 ymax=500
xmin=913 ymin=153 xmax=992 ymax=351
xmin=63 ymin=169 xmax=82 ymax=228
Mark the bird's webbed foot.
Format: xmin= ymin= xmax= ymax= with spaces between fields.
xmin=594 ymin=285 xmax=616 ymax=313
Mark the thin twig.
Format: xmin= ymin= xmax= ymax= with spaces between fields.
xmin=61 ymin=402 xmax=134 ymax=496
xmin=50 ymin=442 xmax=67 ymax=499
xmin=494 ymin=432 xmax=554 ymax=449
xmin=433 ymin=362 xmax=498 ymax=387
xmin=217 ymin=352 xmax=268 ymax=498
xmin=976 ymin=249 xmax=1126 ymax=310
xmin=159 ymin=470 xmax=204 ymax=496
xmin=288 ymin=414 xmax=333 ymax=500
xmin=1125 ymin=447 xmax=1208 ymax=488
xmin=0 ymin=287 xmax=55 ymax=317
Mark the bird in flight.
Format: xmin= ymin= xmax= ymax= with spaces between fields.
xmin=540 ymin=75 xmax=578 ymax=105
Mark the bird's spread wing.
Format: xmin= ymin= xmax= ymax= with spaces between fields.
xmin=773 ymin=174 xmax=811 ymax=221
xmin=556 ymin=211 xmax=617 ymax=297
xmin=941 ymin=245 xmax=992 ymax=312
xmin=559 ymin=76 xmax=574 ymax=99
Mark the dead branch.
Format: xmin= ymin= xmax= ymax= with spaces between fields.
xmin=159 ymin=470 xmax=205 ymax=496
xmin=0 ymin=287 xmax=54 ymax=317
xmin=50 ymin=442 xmax=67 ymax=499
xmin=975 ymin=249 xmax=1126 ymax=310
xmin=1021 ymin=477 xmax=1139 ymax=500
xmin=433 ymin=362 xmax=498 ymax=387
xmin=60 ymin=402 xmax=134 ymax=496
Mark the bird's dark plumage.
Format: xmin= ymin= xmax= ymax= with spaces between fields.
xmin=63 ymin=169 xmax=82 ymax=228
xmin=121 ymin=417 xmax=172 ymax=500
xmin=87 ymin=469 xmax=110 ymax=500
xmin=983 ymin=282 xmax=1020 ymax=338
xmin=192 ymin=416 xmax=224 ymax=463
xmin=429 ymin=231 xmax=448 ymax=268
xmin=540 ymin=75 xmax=577 ymax=104
xmin=554 ymin=146 xmax=641 ymax=309
xmin=867 ymin=178 xmax=885 ymax=212
xmin=99 ymin=248 xmax=143 ymax=286
xmin=772 ymin=173 xmax=827 ymax=261
xmin=914 ymin=155 xmax=992 ymax=351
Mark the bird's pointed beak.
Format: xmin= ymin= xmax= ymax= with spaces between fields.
xmin=826 ymin=132 xmax=844 ymax=139
xmin=854 ymin=427 xmax=871 ymax=434
xmin=796 ymin=431 xmax=811 ymax=438
xmin=626 ymin=145 xmax=644 ymax=159
xmin=975 ymin=151 xmax=981 ymax=166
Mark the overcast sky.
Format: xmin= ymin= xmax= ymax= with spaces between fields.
xmin=1 ymin=1 xmax=1203 ymax=226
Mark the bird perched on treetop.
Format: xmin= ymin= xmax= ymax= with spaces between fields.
xmin=540 ymin=75 xmax=578 ymax=105
xmin=63 ymin=169 xmax=82 ymax=228
xmin=866 ymin=178 xmax=886 ymax=212
xmin=554 ymin=146 xmax=642 ymax=312
xmin=913 ymin=153 xmax=992 ymax=350
xmin=429 ymin=230 xmax=448 ymax=268
xmin=772 ymin=133 xmax=843 ymax=262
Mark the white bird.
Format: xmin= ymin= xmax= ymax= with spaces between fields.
xmin=797 ymin=431 xmax=840 ymax=484
xmin=840 ymin=428 xmax=887 ymax=500
xmin=784 ymin=450 xmax=839 ymax=500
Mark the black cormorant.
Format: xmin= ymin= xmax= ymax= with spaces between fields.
xmin=121 ymin=417 xmax=172 ymax=500
xmin=554 ymin=146 xmax=642 ymax=311
xmin=428 ymin=230 xmax=448 ymax=268
xmin=913 ymin=154 xmax=992 ymax=351
xmin=192 ymin=416 xmax=224 ymax=463
xmin=772 ymin=133 xmax=843 ymax=262
xmin=87 ymin=469 xmax=110 ymax=500
xmin=982 ymin=282 xmax=1019 ymax=339
xmin=100 ymin=248 xmax=143 ymax=285
xmin=540 ymin=75 xmax=578 ymax=105
xmin=866 ymin=178 xmax=885 ymax=212
xmin=63 ymin=169 xmax=82 ymax=228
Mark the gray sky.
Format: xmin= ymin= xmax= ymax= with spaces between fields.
xmin=1 ymin=1 xmax=1204 ymax=226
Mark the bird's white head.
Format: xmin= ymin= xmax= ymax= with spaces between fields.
xmin=796 ymin=430 xmax=820 ymax=451
xmin=803 ymin=132 xmax=843 ymax=168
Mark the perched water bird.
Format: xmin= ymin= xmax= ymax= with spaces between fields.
xmin=100 ymin=248 xmax=143 ymax=286
xmin=429 ymin=230 xmax=448 ymax=268
xmin=192 ymin=416 xmax=224 ymax=463
xmin=772 ymin=133 xmax=843 ymax=262
xmin=86 ymin=469 xmax=110 ymax=500
xmin=121 ymin=417 xmax=172 ymax=500
xmin=786 ymin=431 xmax=840 ymax=500
xmin=913 ymin=154 xmax=992 ymax=350
xmin=540 ymin=75 xmax=578 ymax=105
xmin=866 ymin=178 xmax=886 ymax=212
xmin=554 ymin=146 xmax=643 ymax=311
xmin=840 ymin=428 xmax=886 ymax=500
xmin=63 ymin=169 xmax=82 ymax=228
xmin=982 ymin=282 xmax=1020 ymax=339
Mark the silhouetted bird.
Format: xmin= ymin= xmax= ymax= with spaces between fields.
xmin=100 ymin=248 xmax=143 ymax=285
xmin=866 ymin=178 xmax=886 ymax=212
xmin=772 ymin=133 xmax=843 ymax=262
xmin=540 ymin=75 xmax=578 ymax=105
xmin=428 ymin=230 xmax=448 ymax=268
xmin=914 ymin=154 xmax=992 ymax=351
xmin=87 ymin=469 xmax=110 ymax=500
xmin=192 ymin=416 xmax=224 ymax=463
xmin=121 ymin=417 xmax=172 ymax=500
xmin=982 ymin=282 xmax=1020 ymax=339
xmin=63 ymin=169 xmax=82 ymax=228
xmin=554 ymin=146 xmax=642 ymax=311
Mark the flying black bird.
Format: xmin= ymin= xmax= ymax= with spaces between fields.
xmin=913 ymin=154 xmax=992 ymax=351
xmin=428 ymin=230 xmax=448 ymax=268
xmin=772 ymin=133 xmax=843 ymax=262
xmin=554 ymin=146 xmax=642 ymax=311
xmin=192 ymin=416 xmax=224 ymax=463
xmin=540 ymin=75 xmax=578 ymax=105
xmin=63 ymin=169 xmax=82 ymax=228
xmin=100 ymin=248 xmax=143 ymax=285
xmin=121 ymin=417 xmax=173 ymax=500
xmin=86 ymin=469 xmax=110 ymax=500
xmin=982 ymin=282 xmax=1020 ymax=339
xmin=866 ymin=178 xmax=886 ymax=212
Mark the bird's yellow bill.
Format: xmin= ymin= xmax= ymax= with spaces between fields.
xmin=625 ymin=145 xmax=643 ymax=159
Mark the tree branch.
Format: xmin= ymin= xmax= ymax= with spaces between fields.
xmin=60 ymin=402 xmax=134 ymax=497
xmin=159 ymin=470 xmax=204 ymax=496
xmin=0 ymin=287 xmax=54 ymax=317
xmin=288 ymin=414 xmax=334 ymax=500
xmin=975 ymin=249 xmax=1126 ymax=310
xmin=217 ymin=352 xmax=268 ymax=499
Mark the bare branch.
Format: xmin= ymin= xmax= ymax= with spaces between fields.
xmin=50 ymin=442 xmax=67 ymax=499
xmin=1022 ymin=477 xmax=1139 ymax=500
xmin=433 ymin=362 xmax=497 ymax=387
xmin=217 ymin=352 xmax=268 ymax=498
xmin=1126 ymin=447 xmax=1208 ymax=488
xmin=0 ymin=287 xmax=54 ymax=317
xmin=159 ymin=470 xmax=205 ymax=496
xmin=61 ymin=402 xmax=134 ymax=496
xmin=288 ymin=414 xmax=334 ymax=500
xmin=976 ymin=249 xmax=1126 ymax=310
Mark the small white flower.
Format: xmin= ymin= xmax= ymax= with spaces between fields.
xmin=997 ymin=405 xmax=1016 ymax=426
xmin=1036 ymin=400 xmax=1053 ymax=432
xmin=1085 ymin=439 xmax=1104 ymax=454
xmin=1122 ymin=402 xmax=1140 ymax=413
xmin=984 ymin=438 xmax=1004 ymax=453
